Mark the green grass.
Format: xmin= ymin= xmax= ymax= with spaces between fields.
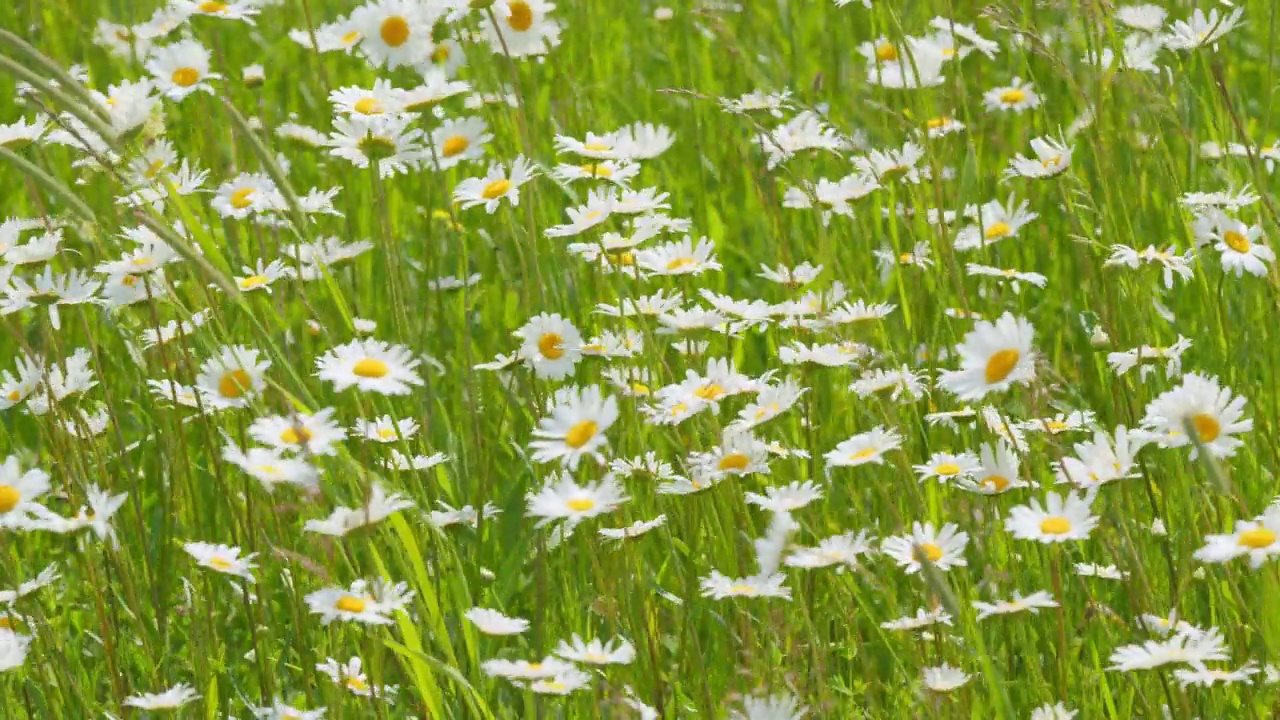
xmin=3 ymin=0 xmax=1280 ymax=717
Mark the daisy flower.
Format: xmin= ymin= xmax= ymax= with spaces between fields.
xmin=303 ymin=483 xmax=416 ymax=536
xmin=554 ymin=635 xmax=636 ymax=665
xmin=195 ymin=345 xmax=270 ymax=409
xmin=744 ymin=481 xmax=823 ymax=513
xmin=453 ymin=156 xmax=538 ymax=212
xmin=328 ymin=113 xmax=425 ymax=177
xmin=983 ymin=77 xmax=1040 ymax=113
xmin=635 ymin=236 xmax=721 ymax=277
xmin=348 ymin=0 xmax=439 ymax=69
xmin=147 ymin=39 xmax=220 ymax=100
xmin=881 ymin=522 xmax=968 ymax=573
xmin=515 ymin=313 xmax=583 ymax=379
xmin=482 ymin=0 xmax=562 ymax=58
xmin=923 ymin=664 xmax=970 ymax=692
xmin=317 ymin=656 xmax=397 ymax=698
xmin=352 ymin=415 xmax=420 ymax=443
xmin=526 ymin=471 xmax=629 ymax=527
xmin=528 ymin=385 xmax=619 ymax=469
xmin=786 ymin=530 xmax=877 ymax=570
xmin=429 ymin=116 xmax=491 ymax=170
xmin=305 ymin=578 xmax=413 ymax=625
xmin=1005 ymin=491 xmax=1098 ymax=543
xmin=938 ymin=312 xmax=1036 ymax=399
xmin=973 ymin=590 xmax=1059 ymax=620
xmin=315 ymin=339 xmax=424 ymax=395
xmin=0 ymin=456 xmax=52 ymax=530
xmin=1213 ymin=220 xmax=1274 ymax=277
xmin=465 ymin=608 xmax=530 ymax=635
xmin=1140 ymin=372 xmax=1251 ymax=458
xmin=124 ymin=684 xmax=200 ymax=711
xmin=183 ymin=542 xmax=257 ymax=581
xmin=1194 ymin=506 xmax=1280 ymax=569
xmin=1164 ymin=7 xmax=1244 ymax=51
xmin=958 ymin=440 xmax=1026 ymax=494
xmin=248 ymin=408 xmax=347 ymax=455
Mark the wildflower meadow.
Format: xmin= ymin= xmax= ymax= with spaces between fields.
xmin=3 ymin=0 xmax=1280 ymax=717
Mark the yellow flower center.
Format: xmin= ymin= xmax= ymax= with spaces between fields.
xmin=694 ymin=383 xmax=725 ymax=400
xmin=1042 ymin=155 xmax=1062 ymax=169
xmin=580 ymin=163 xmax=613 ymax=177
xmin=630 ymin=382 xmax=650 ymax=395
xmin=915 ymin=543 xmax=943 ymax=563
xmin=280 ymin=426 xmax=313 ymax=445
xmin=0 ymin=485 xmax=20 ymax=513
xmin=1000 ymin=89 xmax=1026 ymax=105
xmin=984 ymin=349 xmax=1021 ymax=384
xmin=377 ymin=428 xmax=397 ymax=440
xmin=6 ymin=390 xmax=20 ymax=402
xmin=239 ymin=275 xmax=269 ymax=290
xmin=335 ymin=595 xmax=367 ymax=613
xmin=346 ymin=675 xmax=369 ymax=691
xmin=353 ymin=358 xmax=390 ymax=378
xmin=209 ymin=556 xmax=234 ymax=571
xmin=981 ymin=475 xmax=1011 ymax=491
xmin=380 ymin=15 xmax=411 ymax=47
xmin=850 ymin=447 xmax=878 ymax=461
xmin=718 ymin=453 xmax=750 ymax=471
xmin=728 ymin=584 xmax=755 ymax=594
xmin=564 ymin=420 xmax=598 ymax=449
xmin=582 ymin=141 xmax=611 ymax=152
xmin=199 ymin=1 xmax=227 ymax=12
xmin=934 ymin=463 xmax=962 ymax=476
xmin=507 ymin=1 xmax=534 ymax=31
xmin=353 ymin=97 xmax=383 ymax=115
xmin=171 ymin=67 xmax=200 ymax=87
xmin=217 ymin=369 xmax=253 ymax=399
xmin=341 ymin=30 xmax=361 ymax=46
xmin=481 ymin=178 xmax=511 ymax=199
xmin=144 ymin=159 xmax=166 ymax=178
xmin=1223 ymin=229 xmax=1250 ymax=253
xmin=566 ymin=497 xmax=596 ymax=512
xmin=984 ymin=221 xmax=1012 ymax=240
xmin=442 ymin=135 xmax=470 ymax=157
xmin=1191 ymin=413 xmax=1220 ymax=443
xmin=537 ymin=332 xmax=564 ymax=360
xmin=665 ymin=256 xmax=695 ymax=271
xmin=431 ymin=44 xmax=451 ymax=63
xmin=1039 ymin=517 xmax=1072 ymax=535
xmin=1238 ymin=527 xmax=1276 ymax=549
xmin=898 ymin=253 xmax=914 ymax=263
xmin=926 ymin=117 xmax=950 ymax=130
xmin=230 ymin=187 xmax=256 ymax=209
xmin=875 ymin=42 xmax=898 ymax=62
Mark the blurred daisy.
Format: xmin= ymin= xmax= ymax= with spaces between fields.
xmin=983 ymin=77 xmax=1040 ymax=113
xmin=465 ymin=607 xmax=529 ymax=635
xmin=526 ymin=471 xmax=628 ymax=527
xmin=124 ymin=684 xmax=200 ymax=710
xmin=183 ymin=542 xmax=256 ymax=581
xmin=881 ymin=522 xmax=968 ymax=573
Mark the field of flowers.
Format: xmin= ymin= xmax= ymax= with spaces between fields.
xmin=3 ymin=0 xmax=1280 ymax=717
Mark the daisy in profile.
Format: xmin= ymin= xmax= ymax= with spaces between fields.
xmin=328 ymin=113 xmax=425 ymax=177
xmin=1031 ymin=702 xmax=1078 ymax=720
xmin=305 ymin=578 xmax=413 ymax=625
xmin=147 ymin=39 xmax=220 ymax=100
xmin=1194 ymin=505 xmax=1280 ymax=569
xmin=176 ymin=0 xmax=260 ymax=23
xmin=315 ymin=339 xmax=423 ymax=395
xmin=303 ymin=483 xmax=415 ymax=536
xmin=1108 ymin=627 xmax=1229 ymax=671
xmin=349 ymin=0 xmax=438 ymax=68
xmin=453 ymin=156 xmax=538 ymax=212
xmin=1140 ymin=372 xmax=1251 ymax=458
xmin=248 ymin=408 xmax=347 ymax=455
xmin=234 ymin=259 xmax=295 ymax=293
xmin=183 ymin=542 xmax=257 ymax=581
xmin=983 ymin=77 xmax=1040 ymax=113
xmin=528 ymin=385 xmax=618 ymax=468
xmin=352 ymin=415 xmax=419 ymax=443
xmin=635 ymin=236 xmax=722 ymax=277
xmin=786 ymin=530 xmax=877 ymax=570
xmin=464 ymin=608 xmax=529 ymax=635
xmin=958 ymin=440 xmax=1027 ymax=494
xmin=938 ymin=312 xmax=1036 ymax=400
xmin=554 ymin=635 xmax=636 ymax=665
xmin=729 ymin=693 xmax=808 ymax=720
xmin=223 ymin=443 xmax=319 ymax=490
xmin=973 ymin=590 xmax=1059 ymax=620
xmin=1005 ymin=491 xmax=1098 ymax=543
xmin=923 ymin=664 xmax=971 ymax=693
xmin=515 ymin=313 xmax=583 ymax=379
xmin=745 ymin=481 xmax=823 ymax=513
xmin=690 ymin=431 xmax=773 ymax=479
xmin=124 ymin=684 xmax=200 ymax=711
xmin=1164 ymin=7 xmax=1244 ymax=51
xmin=328 ymin=78 xmax=407 ymax=117
xmin=825 ymin=427 xmax=904 ymax=470
xmin=1212 ymin=220 xmax=1274 ymax=277
xmin=526 ymin=471 xmax=629 ymax=527
xmin=1003 ymin=134 xmax=1072 ymax=180
xmin=914 ymin=450 xmax=980 ymax=484
xmin=195 ymin=345 xmax=270 ymax=409
xmin=881 ymin=522 xmax=968 ymax=574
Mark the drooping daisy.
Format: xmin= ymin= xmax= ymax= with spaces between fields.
xmin=729 ymin=693 xmax=808 ymax=720
xmin=195 ymin=345 xmax=270 ymax=409
xmin=938 ymin=312 xmax=1036 ymax=400
xmin=315 ymin=339 xmax=424 ymax=395
xmin=222 ymin=443 xmax=320 ymax=490
xmin=528 ymin=385 xmax=618 ymax=468
xmin=1005 ymin=491 xmax=1098 ymax=543
xmin=1030 ymin=702 xmax=1078 ymax=720
xmin=453 ymin=155 xmax=538 ymax=212
xmin=1003 ymin=134 xmax=1072 ymax=180
xmin=1140 ymin=372 xmax=1251 ymax=458
xmin=881 ymin=522 xmax=969 ymax=574
xmin=599 ymin=515 xmax=668 ymax=542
